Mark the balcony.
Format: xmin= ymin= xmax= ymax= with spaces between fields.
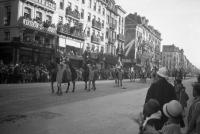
xmin=117 ymin=33 xmax=125 ymax=42
xmin=106 ymin=6 xmax=118 ymax=16
xmin=66 ymin=7 xmax=80 ymax=20
xmin=109 ymin=22 xmax=117 ymax=29
xmin=18 ymin=16 xmax=57 ymax=35
xmin=92 ymin=19 xmax=101 ymax=30
xmin=57 ymin=23 xmax=84 ymax=41
xmin=91 ymin=34 xmax=100 ymax=45
xmin=27 ymin=0 xmax=56 ymax=11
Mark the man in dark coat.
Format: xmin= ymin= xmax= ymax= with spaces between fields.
xmin=144 ymin=67 xmax=177 ymax=129
xmin=48 ymin=58 xmax=58 ymax=93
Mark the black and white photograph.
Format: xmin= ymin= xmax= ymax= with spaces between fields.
xmin=0 ymin=0 xmax=200 ymax=134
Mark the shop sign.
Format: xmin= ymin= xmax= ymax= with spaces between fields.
xmin=22 ymin=18 xmax=56 ymax=34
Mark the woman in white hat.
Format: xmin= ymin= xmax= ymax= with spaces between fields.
xmin=161 ymin=100 xmax=183 ymax=134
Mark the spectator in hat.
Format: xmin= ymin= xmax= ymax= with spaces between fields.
xmin=161 ymin=100 xmax=183 ymax=134
xmin=144 ymin=67 xmax=177 ymax=128
xmin=186 ymin=81 xmax=200 ymax=134
xmin=141 ymin=99 xmax=162 ymax=134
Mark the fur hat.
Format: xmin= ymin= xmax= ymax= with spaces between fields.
xmin=144 ymin=99 xmax=160 ymax=117
xmin=157 ymin=67 xmax=168 ymax=78
xmin=163 ymin=100 xmax=183 ymax=118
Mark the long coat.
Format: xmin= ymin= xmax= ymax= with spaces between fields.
xmin=56 ymin=63 xmax=66 ymax=84
xmin=144 ymin=77 xmax=177 ymax=129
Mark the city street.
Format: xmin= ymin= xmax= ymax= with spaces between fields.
xmin=0 ymin=78 xmax=196 ymax=134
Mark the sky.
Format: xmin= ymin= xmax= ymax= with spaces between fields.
xmin=115 ymin=0 xmax=200 ymax=68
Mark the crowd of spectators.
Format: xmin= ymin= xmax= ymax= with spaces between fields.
xmin=0 ymin=62 xmax=49 ymax=84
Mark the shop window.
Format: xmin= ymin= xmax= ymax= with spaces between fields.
xmin=60 ymin=0 xmax=64 ymax=9
xmin=36 ymin=11 xmax=42 ymax=22
xmin=4 ymin=31 xmax=10 ymax=40
xmin=4 ymin=6 xmax=11 ymax=26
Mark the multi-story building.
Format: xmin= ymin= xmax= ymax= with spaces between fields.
xmin=162 ymin=44 xmax=180 ymax=71
xmin=55 ymin=0 xmax=125 ymax=68
xmin=125 ymin=13 xmax=162 ymax=70
xmin=115 ymin=5 xmax=126 ymax=62
xmin=0 ymin=0 xmax=57 ymax=64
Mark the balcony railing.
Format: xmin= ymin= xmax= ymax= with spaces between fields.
xmin=18 ymin=16 xmax=57 ymax=35
xmin=107 ymin=6 xmax=118 ymax=15
xmin=66 ymin=7 xmax=80 ymax=20
xmin=117 ymin=33 xmax=125 ymax=42
xmin=92 ymin=19 xmax=101 ymax=30
xmin=109 ymin=22 xmax=116 ymax=29
xmin=28 ymin=0 xmax=56 ymax=11
xmin=91 ymin=35 xmax=100 ymax=44
xmin=57 ymin=23 xmax=84 ymax=41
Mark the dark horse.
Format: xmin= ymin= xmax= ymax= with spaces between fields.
xmin=81 ymin=62 xmax=89 ymax=90
xmin=64 ymin=62 xmax=77 ymax=93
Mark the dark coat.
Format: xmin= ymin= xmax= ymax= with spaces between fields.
xmin=144 ymin=78 xmax=177 ymax=128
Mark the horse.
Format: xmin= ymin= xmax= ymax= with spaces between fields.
xmin=64 ymin=62 xmax=77 ymax=93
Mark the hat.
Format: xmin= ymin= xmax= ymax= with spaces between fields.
xmin=144 ymin=99 xmax=160 ymax=117
xmin=163 ymin=100 xmax=182 ymax=118
xmin=157 ymin=67 xmax=168 ymax=78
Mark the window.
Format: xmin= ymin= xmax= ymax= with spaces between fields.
xmin=89 ymin=0 xmax=92 ymax=8
xmin=4 ymin=31 xmax=10 ymax=40
xmin=67 ymin=2 xmax=72 ymax=8
xmin=24 ymin=7 xmax=31 ymax=19
xmin=103 ymin=8 xmax=105 ymax=15
xmin=119 ymin=16 xmax=121 ymax=25
xmin=93 ymin=15 xmax=96 ymax=20
xmin=88 ymin=12 xmax=91 ymax=21
xmin=60 ymin=0 xmax=64 ymax=9
xmin=4 ymin=6 xmax=11 ymax=26
xmin=36 ymin=11 xmax=42 ymax=21
xmin=46 ymin=15 xmax=52 ymax=22
xmin=75 ymin=5 xmax=78 ymax=11
xmin=101 ymin=33 xmax=104 ymax=41
xmin=59 ymin=16 xmax=63 ymax=23
xmin=93 ymin=2 xmax=96 ymax=11
xmin=87 ymin=28 xmax=90 ymax=37
xmin=106 ymin=28 xmax=109 ymax=39
xmin=102 ymin=20 xmax=104 ymax=28
xmin=98 ymin=17 xmax=100 ymax=22
xmin=107 ymin=15 xmax=109 ymax=24
xmin=98 ymin=5 xmax=101 ymax=13
xmin=82 ymin=0 xmax=85 ymax=4
xmin=92 ymin=29 xmax=95 ymax=35
xmin=81 ymin=9 xmax=84 ymax=19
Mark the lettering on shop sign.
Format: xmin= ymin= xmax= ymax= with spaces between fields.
xmin=23 ymin=19 xmax=56 ymax=34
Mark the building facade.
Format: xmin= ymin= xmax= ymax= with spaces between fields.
xmin=0 ymin=0 xmax=57 ymax=64
xmin=125 ymin=13 xmax=161 ymax=71
xmin=55 ymin=0 xmax=126 ymax=68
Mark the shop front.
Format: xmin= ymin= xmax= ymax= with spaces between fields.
xmin=3 ymin=16 xmax=58 ymax=64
